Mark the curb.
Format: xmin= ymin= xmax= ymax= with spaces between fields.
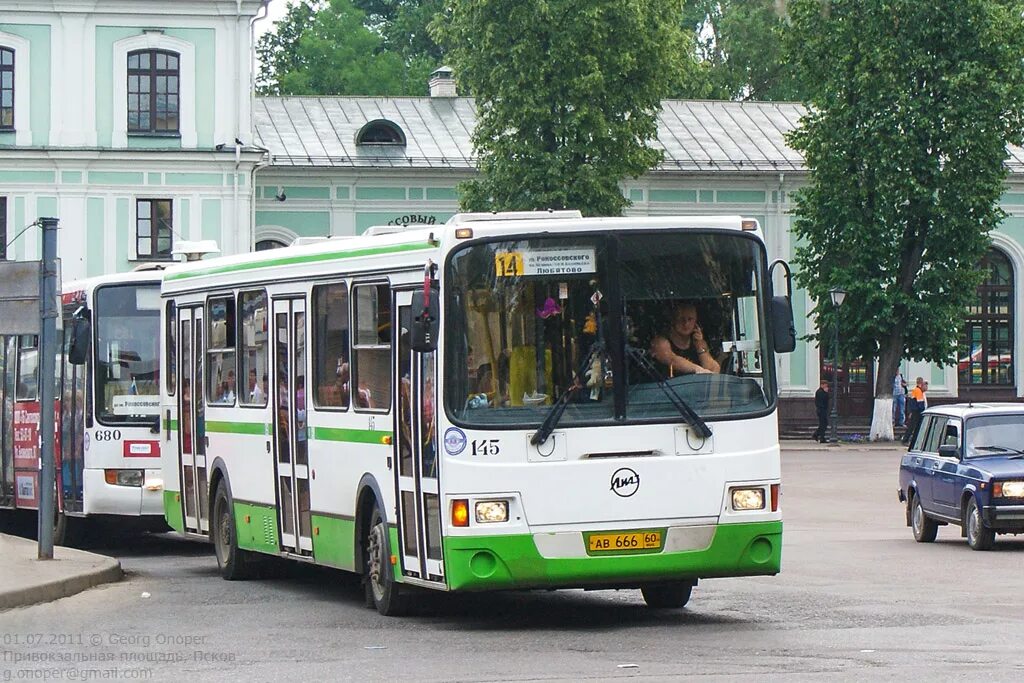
xmin=0 ymin=552 xmax=123 ymax=610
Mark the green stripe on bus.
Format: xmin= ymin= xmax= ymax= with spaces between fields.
xmin=312 ymin=426 xmax=393 ymax=444
xmin=166 ymin=241 xmax=435 ymax=281
xmin=442 ymin=520 xmax=782 ymax=591
xmin=205 ymin=420 xmax=268 ymax=435
xmin=165 ymin=419 xmax=178 ymax=432
xmin=164 ymin=490 xmax=184 ymax=534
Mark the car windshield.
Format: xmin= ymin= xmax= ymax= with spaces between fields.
xmin=94 ymin=283 xmax=161 ymax=425
xmin=963 ymin=414 xmax=1024 ymax=458
xmin=444 ymin=231 xmax=775 ymax=427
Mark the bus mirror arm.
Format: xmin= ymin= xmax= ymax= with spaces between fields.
xmin=768 ymin=260 xmax=796 ymax=354
xmin=411 ymin=262 xmax=440 ymax=353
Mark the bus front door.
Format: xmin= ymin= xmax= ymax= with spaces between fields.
xmin=272 ymin=298 xmax=312 ymax=555
xmin=177 ymin=306 xmax=209 ymax=535
xmin=394 ymin=290 xmax=444 ymax=585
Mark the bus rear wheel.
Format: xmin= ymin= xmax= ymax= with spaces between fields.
xmin=213 ymin=482 xmax=253 ymax=580
xmin=641 ymin=581 xmax=694 ymax=609
xmin=364 ymin=507 xmax=408 ymax=616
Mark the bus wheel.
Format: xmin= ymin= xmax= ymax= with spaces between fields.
xmin=213 ymin=482 xmax=252 ymax=580
xmin=641 ymin=582 xmax=694 ymax=609
xmin=364 ymin=507 xmax=408 ymax=616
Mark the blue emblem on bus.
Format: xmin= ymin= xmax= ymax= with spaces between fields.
xmin=444 ymin=427 xmax=467 ymax=456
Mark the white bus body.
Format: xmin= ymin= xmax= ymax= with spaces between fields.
xmin=160 ymin=213 xmax=792 ymax=613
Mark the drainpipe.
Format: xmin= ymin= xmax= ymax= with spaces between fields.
xmin=247 ymin=1 xmax=271 ymax=252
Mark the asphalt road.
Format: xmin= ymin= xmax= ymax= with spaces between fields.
xmin=3 ymin=447 xmax=1024 ymax=682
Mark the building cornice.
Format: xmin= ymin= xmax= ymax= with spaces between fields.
xmin=0 ymin=1 xmax=267 ymax=16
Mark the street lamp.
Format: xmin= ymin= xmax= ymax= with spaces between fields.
xmin=828 ymin=288 xmax=847 ymax=443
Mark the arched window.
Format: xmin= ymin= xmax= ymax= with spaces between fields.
xmin=256 ymin=239 xmax=288 ymax=251
xmin=959 ymin=248 xmax=1014 ymax=386
xmin=128 ymin=49 xmax=179 ymax=134
xmin=0 ymin=47 xmax=13 ymax=130
xmin=355 ymin=120 xmax=406 ymax=146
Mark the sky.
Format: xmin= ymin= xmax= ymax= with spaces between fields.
xmin=255 ymin=0 xmax=291 ymax=41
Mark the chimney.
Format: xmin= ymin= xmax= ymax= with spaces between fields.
xmin=429 ymin=66 xmax=457 ymax=98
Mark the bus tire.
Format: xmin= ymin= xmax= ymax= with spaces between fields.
xmin=641 ymin=581 xmax=694 ymax=609
xmin=364 ymin=506 xmax=408 ymax=616
xmin=212 ymin=482 xmax=253 ymax=580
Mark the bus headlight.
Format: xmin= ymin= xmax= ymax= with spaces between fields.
xmin=994 ymin=481 xmax=1024 ymax=498
xmin=474 ymin=500 xmax=509 ymax=524
xmin=731 ymin=487 xmax=766 ymax=511
xmin=105 ymin=469 xmax=144 ymax=487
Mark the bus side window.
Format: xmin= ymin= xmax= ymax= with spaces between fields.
xmin=16 ymin=335 xmax=38 ymax=401
xmin=352 ymin=283 xmax=390 ymax=411
xmin=312 ymin=282 xmax=350 ymax=409
xmin=238 ymin=290 xmax=268 ymax=407
xmin=166 ymin=301 xmax=176 ymax=395
xmin=207 ymin=296 xmax=237 ymax=405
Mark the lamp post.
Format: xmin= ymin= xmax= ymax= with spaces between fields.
xmin=828 ymin=288 xmax=847 ymax=443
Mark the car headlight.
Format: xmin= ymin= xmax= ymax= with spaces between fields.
xmin=731 ymin=487 xmax=766 ymax=511
xmin=994 ymin=481 xmax=1024 ymax=498
xmin=474 ymin=500 xmax=509 ymax=524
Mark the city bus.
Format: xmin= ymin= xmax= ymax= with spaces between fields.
xmin=0 ymin=270 xmax=167 ymax=544
xmin=159 ymin=212 xmax=796 ymax=614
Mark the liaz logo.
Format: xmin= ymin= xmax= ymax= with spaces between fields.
xmin=610 ymin=467 xmax=640 ymax=498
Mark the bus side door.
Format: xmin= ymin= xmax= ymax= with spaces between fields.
xmin=394 ymin=289 xmax=444 ymax=585
xmin=177 ymin=306 xmax=210 ymax=535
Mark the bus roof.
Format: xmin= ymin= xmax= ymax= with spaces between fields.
xmin=63 ymin=269 xmax=164 ymax=295
xmin=161 ymin=213 xmax=763 ymax=291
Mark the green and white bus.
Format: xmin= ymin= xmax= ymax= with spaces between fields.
xmin=159 ymin=211 xmax=795 ymax=614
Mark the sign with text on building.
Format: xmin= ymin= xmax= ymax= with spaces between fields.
xmin=0 ymin=260 xmax=62 ymax=335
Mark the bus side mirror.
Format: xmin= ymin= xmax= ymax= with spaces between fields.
xmin=771 ymin=295 xmax=796 ymax=353
xmin=68 ymin=317 xmax=91 ymax=365
xmin=411 ymin=287 xmax=439 ymax=353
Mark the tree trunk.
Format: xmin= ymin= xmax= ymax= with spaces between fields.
xmin=871 ymin=334 xmax=905 ymax=441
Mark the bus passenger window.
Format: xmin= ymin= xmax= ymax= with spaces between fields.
xmin=238 ymin=290 xmax=268 ymax=407
xmin=207 ymin=296 xmax=237 ymax=405
xmin=352 ymin=284 xmax=390 ymax=411
xmin=16 ymin=336 xmax=38 ymax=401
xmin=312 ymin=283 xmax=350 ymax=409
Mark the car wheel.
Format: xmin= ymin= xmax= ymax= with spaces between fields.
xmin=911 ymin=493 xmax=938 ymax=543
xmin=213 ymin=482 xmax=254 ymax=580
xmin=965 ymin=496 xmax=995 ymax=551
xmin=364 ymin=506 xmax=408 ymax=616
xmin=641 ymin=582 xmax=694 ymax=609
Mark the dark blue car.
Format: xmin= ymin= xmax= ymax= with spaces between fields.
xmin=898 ymin=404 xmax=1024 ymax=550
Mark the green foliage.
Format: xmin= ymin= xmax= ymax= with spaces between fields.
xmin=437 ymin=0 xmax=691 ymax=216
xmin=785 ymin=0 xmax=1024 ymax=388
xmin=257 ymin=0 xmax=438 ymax=96
xmin=680 ymin=0 xmax=807 ymax=101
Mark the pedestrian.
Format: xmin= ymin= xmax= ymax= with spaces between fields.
xmin=813 ymin=379 xmax=830 ymax=443
xmin=903 ymin=377 xmax=926 ymax=444
xmin=892 ymin=370 xmax=907 ymax=427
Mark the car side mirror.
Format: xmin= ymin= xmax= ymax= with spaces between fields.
xmin=938 ymin=444 xmax=961 ymax=459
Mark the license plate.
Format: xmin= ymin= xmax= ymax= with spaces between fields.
xmin=587 ymin=530 xmax=662 ymax=553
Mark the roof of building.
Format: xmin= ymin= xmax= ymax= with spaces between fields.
xmin=254 ymin=97 xmax=1024 ymax=174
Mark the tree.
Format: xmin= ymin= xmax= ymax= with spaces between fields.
xmin=437 ymin=0 xmax=692 ymax=216
xmin=785 ymin=0 xmax=1024 ymax=440
xmin=679 ymin=0 xmax=806 ymax=101
xmin=257 ymin=0 xmax=436 ymax=96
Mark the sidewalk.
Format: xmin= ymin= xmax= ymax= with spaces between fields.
xmin=781 ymin=438 xmax=907 ymax=452
xmin=0 ymin=533 xmax=122 ymax=610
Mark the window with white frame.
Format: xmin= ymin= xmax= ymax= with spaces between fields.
xmin=135 ymin=199 xmax=173 ymax=260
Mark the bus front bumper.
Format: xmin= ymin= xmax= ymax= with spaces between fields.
xmin=82 ymin=468 xmax=165 ymax=517
xmin=441 ymin=520 xmax=781 ymax=591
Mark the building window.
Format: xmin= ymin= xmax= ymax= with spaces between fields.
xmin=127 ymin=49 xmax=179 ymax=134
xmin=0 ymin=47 xmax=12 ymax=130
xmin=0 ymin=196 xmax=7 ymax=259
xmin=355 ymin=119 xmax=405 ymax=146
xmin=959 ymin=248 xmax=1014 ymax=386
xmin=136 ymin=199 xmax=173 ymax=260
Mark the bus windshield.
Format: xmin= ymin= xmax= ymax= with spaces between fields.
xmin=445 ymin=231 xmax=775 ymax=427
xmin=94 ymin=283 xmax=161 ymax=425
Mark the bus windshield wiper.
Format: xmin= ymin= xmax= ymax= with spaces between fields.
xmin=531 ymin=343 xmax=603 ymax=446
xmin=625 ymin=344 xmax=712 ymax=440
